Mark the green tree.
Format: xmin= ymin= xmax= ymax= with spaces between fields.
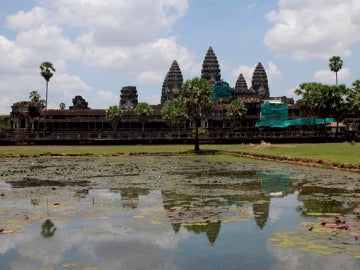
xmin=134 ymin=102 xmax=152 ymax=132
xmin=40 ymin=61 xmax=56 ymax=110
xmin=29 ymin=90 xmax=40 ymax=102
xmin=59 ymin=102 xmax=66 ymax=110
xmin=295 ymin=82 xmax=351 ymax=140
xmin=0 ymin=115 xmax=10 ymax=132
xmin=325 ymin=84 xmax=351 ymax=140
xmin=39 ymin=99 xmax=46 ymax=109
xmin=349 ymin=80 xmax=360 ymax=114
xmin=105 ymin=105 xmax=123 ymax=130
xmin=161 ymin=97 xmax=188 ymax=129
xmin=329 ymin=56 xmax=343 ymax=85
xmin=181 ymin=77 xmax=213 ymax=152
xmin=226 ymin=100 xmax=247 ymax=127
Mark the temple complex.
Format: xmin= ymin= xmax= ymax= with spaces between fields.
xmin=2 ymin=46 xmax=350 ymax=145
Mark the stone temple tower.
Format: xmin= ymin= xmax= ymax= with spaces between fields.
xmin=249 ymin=62 xmax=269 ymax=100
xmin=201 ymin=47 xmax=221 ymax=83
xmin=120 ymin=86 xmax=138 ymax=109
xmin=161 ymin=60 xmax=183 ymax=104
xmin=232 ymin=73 xmax=252 ymax=99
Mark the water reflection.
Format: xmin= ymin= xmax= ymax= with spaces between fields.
xmin=258 ymin=172 xmax=291 ymax=196
xmin=85 ymin=171 xmax=358 ymax=246
xmin=41 ymin=219 xmax=56 ymax=238
xmin=1 ymin=159 xmax=360 ymax=269
xmin=298 ymin=184 xmax=358 ymax=216
xmin=110 ymin=187 xmax=150 ymax=209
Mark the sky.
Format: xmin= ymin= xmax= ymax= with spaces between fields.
xmin=0 ymin=0 xmax=359 ymax=114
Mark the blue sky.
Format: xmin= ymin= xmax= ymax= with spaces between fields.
xmin=0 ymin=0 xmax=359 ymax=114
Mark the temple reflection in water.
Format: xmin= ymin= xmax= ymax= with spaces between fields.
xmin=89 ymin=169 xmax=355 ymax=246
xmin=105 ymin=172 xmax=293 ymax=245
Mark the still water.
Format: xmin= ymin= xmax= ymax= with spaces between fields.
xmin=0 ymin=156 xmax=360 ymax=270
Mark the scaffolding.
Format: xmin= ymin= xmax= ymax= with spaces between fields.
xmin=211 ymin=80 xmax=232 ymax=102
xmin=256 ymin=101 xmax=333 ymax=128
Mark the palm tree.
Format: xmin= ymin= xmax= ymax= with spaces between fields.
xmin=105 ymin=105 xmax=123 ymax=130
xmin=226 ymin=100 xmax=247 ymax=127
xmin=329 ymin=56 xmax=343 ymax=85
xmin=181 ymin=77 xmax=213 ymax=152
xmin=40 ymin=61 xmax=55 ymax=110
xmin=134 ymin=102 xmax=152 ymax=132
xmin=29 ymin=90 xmax=40 ymax=102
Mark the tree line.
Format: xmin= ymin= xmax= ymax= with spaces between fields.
xmin=295 ymin=56 xmax=360 ymax=140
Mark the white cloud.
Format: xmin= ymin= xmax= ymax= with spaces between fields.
xmin=0 ymin=97 xmax=11 ymax=115
xmin=140 ymin=94 xmax=161 ymax=105
xmin=267 ymin=62 xmax=283 ymax=81
xmin=287 ymin=85 xmax=300 ymax=101
xmin=313 ymin=68 xmax=350 ymax=84
xmin=233 ymin=64 xmax=255 ymax=84
xmin=0 ymin=36 xmax=33 ymax=74
xmin=54 ymin=0 xmax=188 ymax=46
xmin=265 ymin=0 xmax=360 ymax=60
xmin=138 ymin=71 xmax=164 ymax=85
xmin=96 ymin=90 xmax=119 ymax=108
xmin=6 ymin=7 xmax=49 ymax=30
xmin=16 ymin=24 xmax=82 ymax=60
xmin=82 ymin=37 xmax=194 ymax=80
xmin=0 ymin=0 xmax=193 ymax=113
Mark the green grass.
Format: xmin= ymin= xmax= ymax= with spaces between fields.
xmin=1 ymin=143 xmax=359 ymax=165
xmin=223 ymin=143 xmax=360 ymax=164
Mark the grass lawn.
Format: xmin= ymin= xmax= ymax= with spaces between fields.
xmin=1 ymin=143 xmax=359 ymax=165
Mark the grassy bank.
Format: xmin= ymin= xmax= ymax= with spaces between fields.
xmin=1 ymin=143 xmax=359 ymax=165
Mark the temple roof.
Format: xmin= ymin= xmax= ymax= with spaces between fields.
xmin=161 ymin=60 xmax=183 ymax=104
xmin=249 ymin=62 xmax=269 ymax=99
xmin=234 ymin=73 xmax=249 ymax=93
xmin=201 ymin=47 xmax=221 ymax=82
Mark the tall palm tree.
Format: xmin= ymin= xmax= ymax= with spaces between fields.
xmin=329 ymin=56 xmax=343 ymax=85
xmin=40 ymin=61 xmax=55 ymax=110
xmin=181 ymin=77 xmax=213 ymax=152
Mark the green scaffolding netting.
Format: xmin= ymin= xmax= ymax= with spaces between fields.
xmin=256 ymin=103 xmax=334 ymax=128
xmin=211 ymin=82 xmax=232 ymax=102
xmin=259 ymin=103 xmax=288 ymax=121
xmin=257 ymin=172 xmax=291 ymax=195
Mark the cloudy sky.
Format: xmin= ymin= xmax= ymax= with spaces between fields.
xmin=0 ymin=0 xmax=359 ymax=114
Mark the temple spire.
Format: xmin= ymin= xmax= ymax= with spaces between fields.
xmin=232 ymin=73 xmax=250 ymax=99
xmin=235 ymin=73 xmax=248 ymax=92
xmin=249 ymin=62 xmax=269 ymax=100
xmin=201 ymin=47 xmax=221 ymax=83
xmin=161 ymin=60 xmax=183 ymax=104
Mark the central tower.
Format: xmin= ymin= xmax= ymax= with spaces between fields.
xmin=201 ymin=47 xmax=221 ymax=83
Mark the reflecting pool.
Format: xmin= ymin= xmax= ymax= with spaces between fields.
xmin=0 ymin=156 xmax=360 ymax=270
